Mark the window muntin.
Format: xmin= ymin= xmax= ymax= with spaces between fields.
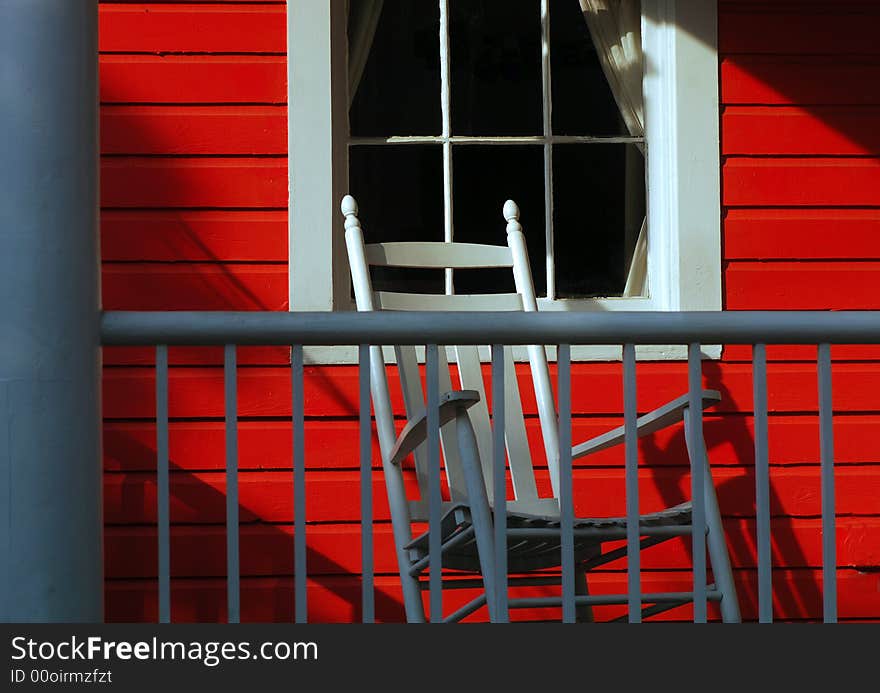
xmin=347 ymin=0 xmax=646 ymax=300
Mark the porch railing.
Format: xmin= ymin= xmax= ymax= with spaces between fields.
xmin=101 ymin=310 xmax=880 ymax=624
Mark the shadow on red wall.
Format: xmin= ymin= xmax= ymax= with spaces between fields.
xmin=101 ymin=0 xmax=880 ymax=622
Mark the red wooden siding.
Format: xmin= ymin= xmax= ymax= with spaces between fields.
xmin=720 ymin=3 xmax=880 ymax=317
xmin=100 ymin=55 xmax=286 ymax=104
xmin=99 ymin=0 xmax=291 ymax=619
xmin=723 ymin=210 xmax=880 ymax=260
xmin=101 ymin=107 xmax=287 ymax=155
xmin=101 ymin=1 xmax=880 ymax=622
xmin=98 ymin=1 xmax=288 ymax=316
xmin=103 ymin=518 xmax=880 ymax=578
xmin=101 ymin=211 xmax=288 ymax=262
xmin=102 ymin=467 xmax=880 ymax=525
xmin=104 ymin=571 xmax=880 ymax=623
xmin=101 ymin=158 xmax=287 ymax=208
xmin=99 ymin=4 xmax=286 ymax=53
xmin=716 ymin=0 xmax=880 ymax=621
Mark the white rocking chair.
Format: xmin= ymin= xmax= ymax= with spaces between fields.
xmin=341 ymin=194 xmax=741 ymax=623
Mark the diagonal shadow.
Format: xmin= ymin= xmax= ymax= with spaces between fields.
xmin=101 ymin=0 xmax=878 ymax=623
xmin=106 ymin=431 xmax=406 ymax=623
xmin=99 ymin=20 xmax=388 ymax=620
xmin=639 ymin=360 xmax=822 ymax=621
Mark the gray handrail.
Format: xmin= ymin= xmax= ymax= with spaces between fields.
xmin=102 ymin=310 xmax=880 ymax=345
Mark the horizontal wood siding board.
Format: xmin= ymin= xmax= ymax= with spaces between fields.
xmin=103 ymin=516 xmax=880 ymax=579
xmin=721 ymin=57 xmax=880 ymax=106
xmin=101 ymin=415 xmax=687 ymax=474
xmin=99 ymin=5 xmax=286 ymax=54
xmin=101 ymin=1 xmax=283 ymax=4
xmin=719 ymin=9 xmax=880 ymax=56
xmin=103 ymin=413 xmax=880 ymax=472
xmin=722 ymin=158 xmax=880 ymax=207
xmin=723 ymin=209 xmax=880 ymax=260
xmin=102 ymin=466 xmax=880 ymax=524
xmin=101 ymin=265 xmax=287 ymax=311
xmin=101 ymin=158 xmax=287 ymax=208
xmin=101 ymin=210 xmax=288 ymax=261
xmin=101 ymin=106 xmax=286 ymax=155
xmin=102 ymin=345 xmax=292 ymax=367
xmin=103 ymin=569 xmax=880 ymax=623
xmin=722 ymin=107 xmax=880 ymax=156
xmin=100 ymin=56 xmax=286 ymax=103
xmin=724 ymin=262 xmax=880 ymax=310
xmin=101 ymin=362 xmax=880 ymax=419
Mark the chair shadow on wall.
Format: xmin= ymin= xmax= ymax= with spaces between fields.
xmin=105 ymin=343 xmax=826 ymax=621
xmin=638 ymin=359 xmax=822 ymax=621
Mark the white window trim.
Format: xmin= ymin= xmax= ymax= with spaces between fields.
xmin=288 ymin=0 xmax=721 ymax=363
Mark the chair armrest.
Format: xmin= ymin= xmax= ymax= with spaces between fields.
xmin=388 ymin=390 xmax=481 ymax=467
xmin=571 ymin=390 xmax=721 ymax=460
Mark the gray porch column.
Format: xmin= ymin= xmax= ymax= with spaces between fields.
xmin=0 ymin=1 xmax=102 ymax=621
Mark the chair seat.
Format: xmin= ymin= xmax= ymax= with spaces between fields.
xmin=405 ymin=501 xmax=693 ymax=574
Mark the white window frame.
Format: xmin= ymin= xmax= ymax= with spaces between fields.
xmin=288 ymin=0 xmax=721 ymax=362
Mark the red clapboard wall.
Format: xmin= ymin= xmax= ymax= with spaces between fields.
xmin=101 ymin=1 xmax=880 ymax=623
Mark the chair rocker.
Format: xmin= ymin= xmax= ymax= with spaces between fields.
xmin=341 ymin=194 xmax=741 ymax=623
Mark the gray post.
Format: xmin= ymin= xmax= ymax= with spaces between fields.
xmin=0 ymin=1 xmax=102 ymax=622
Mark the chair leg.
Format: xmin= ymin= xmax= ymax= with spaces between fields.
xmin=575 ymin=567 xmax=594 ymax=623
xmin=455 ymin=410 xmax=499 ymax=621
xmin=703 ymin=471 xmax=741 ymax=623
xmin=390 ymin=519 xmax=427 ymax=622
xmin=382 ymin=462 xmax=427 ymax=622
xmin=684 ymin=410 xmax=742 ymax=623
xmin=400 ymin=570 xmax=427 ymax=623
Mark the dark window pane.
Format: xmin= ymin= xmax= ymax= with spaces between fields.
xmin=452 ymin=146 xmax=545 ymax=296
xmin=350 ymin=0 xmax=441 ymax=137
xmin=450 ymin=0 xmax=542 ymax=136
xmin=349 ymin=145 xmax=445 ymax=293
xmin=550 ymin=0 xmax=629 ymax=136
xmin=553 ymin=144 xmax=645 ymax=297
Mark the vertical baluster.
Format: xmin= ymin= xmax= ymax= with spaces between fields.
xmin=752 ymin=343 xmax=772 ymax=622
xmin=292 ymin=344 xmax=307 ymax=623
xmin=359 ymin=344 xmax=375 ymax=623
xmin=224 ymin=344 xmax=240 ymax=624
xmin=426 ymin=344 xmax=442 ymax=622
xmin=155 ymin=345 xmax=170 ymax=624
xmin=687 ymin=344 xmax=707 ymax=623
xmin=491 ymin=344 xmax=509 ymax=622
xmin=818 ymin=343 xmax=837 ymax=623
xmin=558 ymin=344 xmax=574 ymax=623
xmin=623 ymin=343 xmax=640 ymax=622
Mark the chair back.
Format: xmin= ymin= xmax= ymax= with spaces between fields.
xmin=342 ymin=196 xmax=562 ymax=521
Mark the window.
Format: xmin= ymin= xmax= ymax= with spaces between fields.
xmin=288 ymin=0 xmax=721 ymax=357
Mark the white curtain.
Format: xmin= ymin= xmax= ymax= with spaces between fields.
xmin=348 ymin=0 xmax=385 ymax=107
xmin=579 ymin=0 xmax=647 ymax=297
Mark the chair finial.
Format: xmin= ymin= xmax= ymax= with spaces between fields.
xmin=341 ymin=194 xmax=361 ymax=231
xmin=341 ymin=194 xmax=358 ymax=217
xmin=503 ymin=199 xmax=522 ymax=235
